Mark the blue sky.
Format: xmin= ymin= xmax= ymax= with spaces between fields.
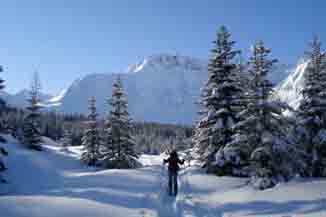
xmin=0 ymin=0 xmax=325 ymax=94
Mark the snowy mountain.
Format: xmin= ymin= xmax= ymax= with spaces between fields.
xmin=276 ymin=59 xmax=309 ymax=109
xmin=3 ymin=54 xmax=290 ymax=124
xmin=49 ymin=54 xmax=291 ymax=124
xmin=47 ymin=54 xmax=209 ymax=124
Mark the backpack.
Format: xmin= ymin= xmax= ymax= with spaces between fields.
xmin=168 ymin=156 xmax=179 ymax=172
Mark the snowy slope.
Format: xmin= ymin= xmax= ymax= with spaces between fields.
xmin=276 ymin=59 xmax=309 ymax=109
xmin=176 ymin=168 xmax=326 ymax=217
xmin=43 ymin=54 xmax=290 ymax=124
xmin=47 ymin=89 xmax=68 ymax=106
xmin=0 ymin=137 xmax=162 ymax=217
xmin=0 ymin=137 xmax=325 ymax=217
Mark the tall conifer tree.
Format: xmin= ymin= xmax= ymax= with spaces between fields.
xmin=23 ymin=72 xmax=43 ymax=151
xmin=81 ymin=97 xmax=100 ymax=166
xmin=225 ymin=41 xmax=297 ymax=189
xmin=101 ymin=76 xmax=138 ymax=169
xmin=296 ymin=36 xmax=326 ymax=177
xmin=193 ymin=26 xmax=243 ymax=172
xmin=0 ymin=65 xmax=8 ymax=183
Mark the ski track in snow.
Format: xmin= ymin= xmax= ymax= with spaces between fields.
xmin=176 ymin=168 xmax=216 ymax=217
xmin=156 ymin=163 xmax=178 ymax=217
xmin=156 ymin=164 xmax=204 ymax=217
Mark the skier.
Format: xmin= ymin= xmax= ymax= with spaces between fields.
xmin=163 ymin=150 xmax=185 ymax=196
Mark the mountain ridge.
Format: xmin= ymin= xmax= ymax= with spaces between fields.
xmin=2 ymin=54 xmax=291 ymax=124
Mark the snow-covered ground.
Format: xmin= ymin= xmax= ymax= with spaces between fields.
xmin=0 ymin=136 xmax=325 ymax=217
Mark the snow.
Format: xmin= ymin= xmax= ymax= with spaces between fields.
xmin=179 ymin=169 xmax=326 ymax=217
xmin=47 ymin=89 xmax=68 ymax=105
xmin=41 ymin=136 xmax=61 ymax=147
xmin=0 ymin=136 xmax=325 ymax=217
xmin=276 ymin=59 xmax=309 ymax=109
xmin=139 ymin=154 xmax=166 ymax=166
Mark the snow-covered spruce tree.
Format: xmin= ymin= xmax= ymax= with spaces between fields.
xmin=193 ymin=26 xmax=243 ymax=174
xmin=22 ymin=72 xmax=43 ymax=151
xmin=0 ymin=66 xmax=5 ymax=118
xmin=0 ymin=65 xmax=8 ymax=136
xmin=296 ymin=36 xmax=326 ymax=177
xmin=101 ymin=76 xmax=139 ymax=169
xmin=0 ymin=65 xmax=8 ymax=183
xmin=81 ymin=96 xmax=100 ymax=166
xmin=225 ymin=41 xmax=298 ymax=189
xmin=212 ymin=55 xmax=253 ymax=176
xmin=0 ymin=66 xmax=6 ymax=131
xmin=0 ymin=113 xmax=11 ymax=135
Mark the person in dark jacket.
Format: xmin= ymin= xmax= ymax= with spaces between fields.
xmin=163 ymin=150 xmax=184 ymax=196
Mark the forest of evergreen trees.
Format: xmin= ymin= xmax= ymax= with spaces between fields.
xmin=193 ymin=26 xmax=326 ymax=189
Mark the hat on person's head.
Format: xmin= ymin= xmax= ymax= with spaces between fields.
xmin=170 ymin=149 xmax=177 ymax=157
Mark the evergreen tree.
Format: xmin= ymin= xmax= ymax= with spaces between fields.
xmin=224 ymin=41 xmax=298 ymax=189
xmin=0 ymin=65 xmax=5 ymax=117
xmin=81 ymin=96 xmax=100 ymax=166
xmin=296 ymin=36 xmax=326 ymax=177
xmin=101 ymin=76 xmax=139 ymax=169
xmin=0 ymin=112 xmax=9 ymax=135
xmin=22 ymin=72 xmax=43 ymax=151
xmin=0 ymin=65 xmax=8 ymax=183
xmin=0 ymin=65 xmax=8 ymax=135
xmin=193 ymin=26 xmax=243 ymax=172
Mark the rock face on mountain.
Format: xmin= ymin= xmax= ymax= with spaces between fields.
xmin=52 ymin=55 xmax=208 ymax=124
xmin=276 ymin=59 xmax=309 ymax=109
